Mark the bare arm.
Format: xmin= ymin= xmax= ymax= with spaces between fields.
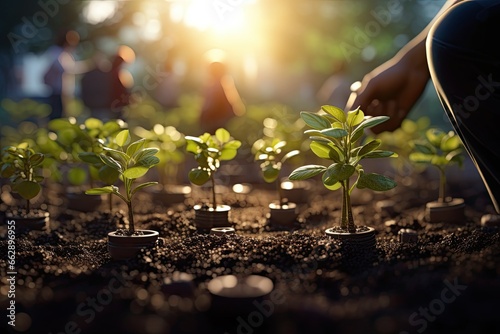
xmin=346 ymin=0 xmax=464 ymax=133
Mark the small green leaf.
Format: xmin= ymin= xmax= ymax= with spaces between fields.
xmin=100 ymin=154 xmax=123 ymax=172
xmin=133 ymin=147 xmax=159 ymax=162
xmin=358 ymin=139 xmax=381 ymax=157
xmin=262 ymin=162 xmax=280 ymax=183
xmin=357 ymin=173 xmax=396 ymax=191
xmin=115 ymin=130 xmax=130 ymax=147
xmin=215 ymin=128 xmax=230 ymax=143
xmin=308 ymin=136 xmax=332 ymax=144
xmin=347 ymin=108 xmax=364 ymax=127
xmin=289 ymin=165 xmax=326 ymax=180
xmin=300 ymin=112 xmax=331 ymax=130
xmin=137 ymin=155 xmax=160 ymax=168
xmin=320 ymin=128 xmax=348 ymax=138
xmin=426 ymin=128 xmax=444 ymax=147
xmin=409 ymin=152 xmax=433 ymax=164
xmin=323 ymin=163 xmax=355 ymax=185
xmin=321 ymin=105 xmax=346 ymax=122
xmin=441 ymin=133 xmax=461 ymax=151
xmin=353 ymin=116 xmax=389 ymax=134
xmin=219 ymin=148 xmax=239 ymax=161
xmin=412 ymin=143 xmax=435 ymax=155
xmin=86 ymin=186 xmax=115 ymax=195
xmin=13 ymin=181 xmax=41 ymax=200
xmin=324 ymin=181 xmax=342 ymax=191
xmin=310 ymin=142 xmax=331 ymax=159
xmin=363 ymin=150 xmax=397 ymax=159
xmin=188 ymin=168 xmax=211 ymax=185
xmin=123 ymin=166 xmax=149 ymax=179
xmin=126 ymin=138 xmax=146 ymax=157
xmin=223 ymin=140 xmax=242 ymax=150
xmin=29 ymin=153 xmax=44 ymax=167
xmin=98 ymin=165 xmax=120 ymax=184
xmin=84 ymin=118 xmax=103 ymax=130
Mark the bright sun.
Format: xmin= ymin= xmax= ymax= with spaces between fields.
xmin=173 ymin=0 xmax=252 ymax=35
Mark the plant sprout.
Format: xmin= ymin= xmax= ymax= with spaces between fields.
xmin=253 ymin=137 xmax=299 ymax=205
xmin=409 ymin=128 xmax=463 ymax=203
xmin=289 ymin=105 xmax=397 ymax=233
xmin=0 ymin=143 xmax=44 ymax=214
xmin=84 ymin=130 xmax=160 ymax=234
xmin=185 ymin=128 xmax=241 ymax=209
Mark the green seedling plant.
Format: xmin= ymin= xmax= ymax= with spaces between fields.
xmin=253 ymin=137 xmax=299 ymax=205
xmin=409 ymin=128 xmax=463 ymax=203
xmin=185 ymin=128 xmax=241 ymax=209
xmin=84 ymin=130 xmax=160 ymax=234
xmin=289 ymin=105 xmax=397 ymax=233
xmin=0 ymin=143 xmax=44 ymax=214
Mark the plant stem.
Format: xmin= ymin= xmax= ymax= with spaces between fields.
xmin=26 ymin=199 xmax=30 ymax=215
xmin=277 ymin=179 xmax=283 ymax=205
xmin=438 ymin=167 xmax=447 ymax=203
xmin=341 ymin=180 xmax=355 ymax=232
xmin=127 ymin=201 xmax=135 ymax=233
xmin=340 ymin=183 xmax=347 ymax=230
xmin=211 ymin=174 xmax=217 ymax=209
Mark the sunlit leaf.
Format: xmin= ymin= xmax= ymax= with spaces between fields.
xmin=321 ymin=105 xmax=346 ymax=122
xmin=357 ymin=173 xmax=396 ymax=191
xmin=123 ymin=166 xmax=149 ymax=179
xmin=289 ymin=165 xmax=326 ymax=180
xmin=300 ymin=111 xmax=331 ymax=130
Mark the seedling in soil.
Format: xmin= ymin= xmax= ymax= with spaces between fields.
xmin=289 ymin=105 xmax=397 ymax=233
xmin=253 ymin=137 xmax=299 ymax=204
xmin=185 ymin=128 xmax=241 ymax=209
xmin=409 ymin=128 xmax=464 ymax=203
xmin=84 ymin=130 xmax=160 ymax=234
xmin=0 ymin=143 xmax=44 ymax=214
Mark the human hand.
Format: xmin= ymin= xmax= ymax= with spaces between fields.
xmin=346 ymin=54 xmax=430 ymax=134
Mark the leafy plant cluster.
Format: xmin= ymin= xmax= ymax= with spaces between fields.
xmin=409 ymin=128 xmax=463 ymax=202
xmin=185 ymin=128 xmax=241 ymax=208
xmin=253 ymin=137 xmax=299 ymax=204
xmin=84 ymin=130 xmax=160 ymax=233
xmin=289 ymin=105 xmax=397 ymax=232
xmin=0 ymin=143 xmax=44 ymax=213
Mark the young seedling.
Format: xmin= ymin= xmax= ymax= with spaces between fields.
xmin=0 ymin=143 xmax=44 ymax=214
xmin=84 ymin=130 xmax=160 ymax=234
xmin=289 ymin=105 xmax=397 ymax=233
xmin=185 ymin=128 xmax=241 ymax=209
xmin=253 ymin=137 xmax=299 ymax=204
xmin=409 ymin=128 xmax=464 ymax=203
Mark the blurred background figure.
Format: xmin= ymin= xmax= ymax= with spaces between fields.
xmin=80 ymin=45 xmax=135 ymax=121
xmin=199 ymin=49 xmax=245 ymax=134
xmin=316 ymin=61 xmax=352 ymax=108
xmin=153 ymin=57 xmax=181 ymax=109
xmin=43 ymin=30 xmax=89 ymax=119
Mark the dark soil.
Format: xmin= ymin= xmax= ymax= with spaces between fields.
xmin=1 ymin=180 xmax=500 ymax=334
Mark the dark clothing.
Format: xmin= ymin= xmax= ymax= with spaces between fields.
xmin=427 ymin=0 xmax=500 ymax=212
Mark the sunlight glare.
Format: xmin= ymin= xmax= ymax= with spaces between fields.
xmin=83 ymin=1 xmax=118 ymax=25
